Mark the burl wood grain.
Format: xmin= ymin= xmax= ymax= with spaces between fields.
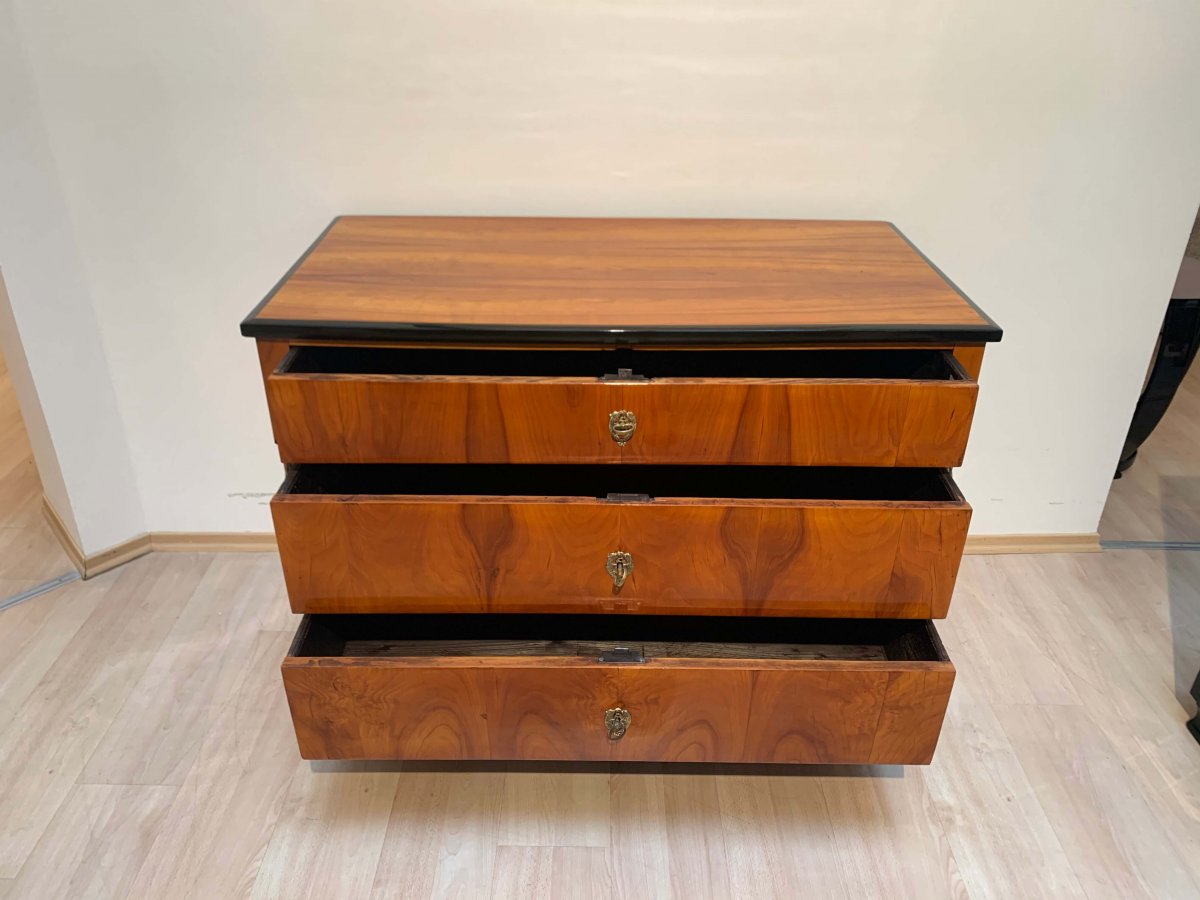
xmin=271 ymin=492 xmax=971 ymax=618
xmin=249 ymin=217 xmax=992 ymax=331
xmin=265 ymin=371 xmax=978 ymax=467
xmin=281 ymin=655 xmax=955 ymax=765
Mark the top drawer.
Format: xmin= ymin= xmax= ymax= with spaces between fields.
xmin=264 ymin=345 xmax=978 ymax=467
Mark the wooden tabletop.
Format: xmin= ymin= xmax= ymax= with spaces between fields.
xmin=241 ymin=217 xmax=1000 ymax=344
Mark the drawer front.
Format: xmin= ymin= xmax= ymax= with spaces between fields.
xmin=264 ymin=346 xmax=978 ymax=467
xmin=281 ymin=615 xmax=955 ymax=764
xmin=272 ymin=466 xmax=971 ymax=618
xmin=272 ymin=496 xmax=622 ymax=615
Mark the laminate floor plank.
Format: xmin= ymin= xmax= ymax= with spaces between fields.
xmin=249 ymin=764 xmax=398 ymax=900
xmin=661 ymin=775 xmax=733 ymax=900
xmin=499 ymin=772 xmax=610 ymax=848
xmin=5 ymin=784 xmax=176 ymax=900
xmin=0 ymin=549 xmax=1196 ymax=898
xmin=996 ymin=703 xmax=1200 ymax=900
xmin=549 ymin=847 xmax=612 ymax=900
xmin=717 ymin=775 xmax=848 ymax=900
xmin=490 ymin=845 xmax=612 ymax=900
xmin=947 ymin=555 xmax=1084 ymax=706
xmin=126 ymin=629 xmax=301 ymax=900
xmin=0 ymin=578 xmax=101 ymax=736
xmin=371 ymin=771 xmax=504 ymax=900
xmin=0 ymin=554 xmax=211 ymax=878
xmin=918 ymin=674 xmax=1086 ymax=900
xmin=817 ymin=769 xmax=968 ymax=900
xmin=490 ymin=845 xmax=555 ymax=899
xmin=610 ymin=773 xmax=671 ymax=899
xmin=81 ymin=554 xmax=292 ymax=786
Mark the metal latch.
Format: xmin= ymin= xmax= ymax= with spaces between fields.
xmin=599 ymin=646 xmax=645 ymax=664
xmin=605 ymin=493 xmax=651 ymax=503
xmin=600 ymin=367 xmax=648 ymax=382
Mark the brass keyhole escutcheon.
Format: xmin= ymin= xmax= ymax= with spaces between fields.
xmin=605 ymin=707 xmax=631 ymax=741
xmin=606 ymin=551 xmax=633 ymax=591
xmin=608 ymin=410 xmax=637 ymax=445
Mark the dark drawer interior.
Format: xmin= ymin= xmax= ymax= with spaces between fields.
xmin=280 ymin=345 xmax=967 ymax=381
xmin=281 ymin=463 xmax=961 ymax=502
xmin=290 ymin=613 xmax=948 ymax=663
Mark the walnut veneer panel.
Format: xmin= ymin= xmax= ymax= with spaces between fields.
xmin=266 ymin=376 xmax=619 ymax=464
xmin=271 ymin=496 xmax=621 ymax=615
xmin=264 ymin=370 xmax=977 ymax=467
xmin=615 ymin=379 xmax=977 ymax=468
xmin=242 ymin=217 xmax=1001 ymax=344
xmin=272 ymin=491 xmax=970 ymax=618
xmin=281 ymin=653 xmax=954 ymax=764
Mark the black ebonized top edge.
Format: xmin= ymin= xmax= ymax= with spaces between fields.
xmin=240 ymin=318 xmax=1002 ymax=345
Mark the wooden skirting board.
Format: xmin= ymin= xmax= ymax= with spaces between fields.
xmin=41 ymin=497 xmax=152 ymax=579
xmin=42 ymin=498 xmax=272 ymax=579
xmin=965 ymin=533 xmax=1102 ymax=554
xmin=43 ymin=495 xmax=1101 ymax=579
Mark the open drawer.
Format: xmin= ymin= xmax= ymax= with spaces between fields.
xmin=271 ymin=464 xmax=971 ymax=618
xmin=282 ymin=613 xmax=955 ymax=764
xmin=264 ymin=345 xmax=978 ymax=467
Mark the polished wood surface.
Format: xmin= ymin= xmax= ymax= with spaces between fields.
xmin=242 ymin=218 xmax=998 ymax=774
xmin=272 ymin=494 xmax=620 ymax=614
xmin=623 ymin=500 xmax=970 ymax=618
xmin=952 ymin=344 xmax=985 ymax=380
xmin=271 ymin=490 xmax=970 ymax=617
xmin=245 ymin=217 xmax=997 ymax=338
xmin=267 ymin=375 xmax=618 ymax=464
xmin=255 ymin=340 xmax=289 ymax=445
xmin=282 ymin=652 xmax=953 ymax=764
xmin=265 ymin=367 xmax=977 ymax=467
xmin=617 ymin=378 xmax=976 ymax=468
xmin=3 ymin=551 xmax=1199 ymax=896
xmin=255 ymin=340 xmax=289 ymax=381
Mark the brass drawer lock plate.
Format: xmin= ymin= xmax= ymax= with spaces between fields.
xmin=606 ymin=551 xmax=633 ymax=590
xmin=608 ymin=410 xmax=637 ymax=445
xmin=604 ymin=707 xmax=631 ymax=741
xmin=599 ymin=646 xmax=644 ymax=664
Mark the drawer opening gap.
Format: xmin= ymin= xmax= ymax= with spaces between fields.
xmin=282 ymin=464 xmax=961 ymax=503
xmin=279 ymin=346 xmax=967 ymax=381
xmin=291 ymin=614 xmax=947 ymax=663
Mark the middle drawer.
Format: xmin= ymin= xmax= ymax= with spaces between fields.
xmin=272 ymin=465 xmax=971 ymax=618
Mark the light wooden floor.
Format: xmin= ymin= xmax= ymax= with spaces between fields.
xmin=1101 ymin=329 xmax=1200 ymax=543
xmin=0 ymin=547 xmax=1195 ymax=899
xmin=0 ymin=353 xmax=74 ymax=599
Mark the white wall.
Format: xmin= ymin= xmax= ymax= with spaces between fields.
xmin=0 ymin=0 xmax=145 ymax=554
xmin=4 ymin=0 xmax=1200 ymax=545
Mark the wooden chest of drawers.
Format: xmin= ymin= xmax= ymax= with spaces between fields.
xmin=243 ymin=216 xmax=1000 ymax=766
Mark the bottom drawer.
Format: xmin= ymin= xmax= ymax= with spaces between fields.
xmin=282 ymin=615 xmax=954 ymax=765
